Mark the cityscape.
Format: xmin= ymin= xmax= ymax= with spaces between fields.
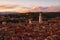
xmin=0 ymin=0 xmax=60 ymax=40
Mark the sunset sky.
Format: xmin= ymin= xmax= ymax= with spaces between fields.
xmin=0 ymin=0 xmax=60 ymax=7
xmin=0 ymin=0 xmax=60 ymax=12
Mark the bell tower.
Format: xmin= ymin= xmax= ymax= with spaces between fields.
xmin=39 ymin=13 xmax=42 ymax=24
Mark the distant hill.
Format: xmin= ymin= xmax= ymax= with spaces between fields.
xmin=0 ymin=12 xmax=20 ymax=15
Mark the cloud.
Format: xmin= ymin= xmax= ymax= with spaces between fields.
xmin=0 ymin=4 xmax=60 ymax=12
xmin=13 ymin=8 xmax=31 ymax=13
xmin=0 ymin=4 xmax=19 ymax=9
xmin=9 ymin=6 xmax=60 ymax=13
xmin=13 ymin=6 xmax=43 ymax=13
xmin=43 ymin=6 xmax=60 ymax=12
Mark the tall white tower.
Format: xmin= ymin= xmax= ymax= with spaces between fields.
xmin=39 ymin=13 xmax=42 ymax=24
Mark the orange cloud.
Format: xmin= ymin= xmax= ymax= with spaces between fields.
xmin=0 ymin=4 xmax=60 ymax=13
xmin=0 ymin=4 xmax=19 ymax=9
xmin=13 ymin=8 xmax=31 ymax=13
